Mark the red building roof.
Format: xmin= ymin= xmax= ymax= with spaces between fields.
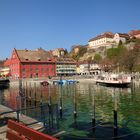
xmin=15 ymin=48 xmax=55 ymax=62
xmin=56 ymin=57 xmax=76 ymax=64
xmin=89 ymin=32 xmax=114 ymax=42
xmin=129 ymin=30 xmax=140 ymax=36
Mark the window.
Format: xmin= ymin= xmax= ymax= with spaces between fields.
xmin=22 ymin=68 xmax=26 ymax=72
xmin=36 ymin=68 xmax=38 ymax=72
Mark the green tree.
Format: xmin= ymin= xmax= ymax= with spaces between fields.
xmin=107 ymin=48 xmax=119 ymax=59
xmin=94 ymin=53 xmax=102 ymax=63
xmin=119 ymin=45 xmax=140 ymax=72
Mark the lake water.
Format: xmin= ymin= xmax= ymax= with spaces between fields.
xmin=0 ymin=81 xmax=140 ymax=140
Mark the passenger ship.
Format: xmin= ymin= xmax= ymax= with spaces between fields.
xmin=96 ymin=74 xmax=132 ymax=87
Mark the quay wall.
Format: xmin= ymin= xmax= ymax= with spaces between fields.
xmin=9 ymin=73 xmax=140 ymax=87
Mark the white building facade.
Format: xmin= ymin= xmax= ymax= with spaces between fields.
xmin=113 ymin=33 xmax=130 ymax=44
xmin=88 ymin=32 xmax=114 ymax=49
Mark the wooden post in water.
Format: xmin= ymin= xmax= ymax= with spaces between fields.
xmin=40 ymin=84 xmax=43 ymax=104
xmin=48 ymin=84 xmax=53 ymax=129
xmin=25 ymin=81 xmax=28 ymax=102
xmin=56 ymin=104 xmax=59 ymax=129
xmin=91 ymin=86 xmax=96 ymax=132
xmin=113 ymin=89 xmax=118 ymax=137
xmin=34 ymin=82 xmax=37 ymax=106
xmin=59 ymin=85 xmax=63 ymax=119
xmin=73 ymin=85 xmax=78 ymax=128
xmin=19 ymin=79 xmax=23 ymax=114
xmin=48 ymin=85 xmax=52 ymax=113
xmin=74 ymin=92 xmax=77 ymax=118
xmin=16 ymin=96 xmax=19 ymax=122
xmin=29 ymin=82 xmax=32 ymax=105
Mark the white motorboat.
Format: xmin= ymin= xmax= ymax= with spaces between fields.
xmin=96 ymin=74 xmax=132 ymax=87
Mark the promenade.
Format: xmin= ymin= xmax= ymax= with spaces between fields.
xmin=0 ymin=105 xmax=44 ymax=139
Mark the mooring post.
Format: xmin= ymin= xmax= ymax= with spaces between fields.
xmin=18 ymin=78 xmax=23 ymax=114
xmin=16 ymin=109 xmax=20 ymax=122
xmin=16 ymin=96 xmax=20 ymax=122
xmin=59 ymin=85 xmax=63 ymax=119
xmin=48 ymin=84 xmax=53 ymax=129
xmin=48 ymin=85 xmax=52 ymax=113
xmin=56 ymin=104 xmax=59 ymax=129
xmin=25 ymin=81 xmax=27 ymax=97
xmin=29 ymin=82 xmax=32 ymax=105
xmin=113 ymin=110 xmax=118 ymax=137
xmin=73 ymin=93 xmax=77 ymax=119
xmin=34 ymin=82 xmax=37 ymax=106
xmin=92 ymin=102 xmax=96 ymax=131
xmin=88 ymin=85 xmax=96 ymax=132
xmin=113 ymin=89 xmax=118 ymax=137
xmin=40 ymin=84 xmax=43 ymax=104
xmin=26 ymin=81 xmax=28 ymax=101
xmin=51 ymin=105 xmax=54 ymax=128
xmin=40 ymin=104 xmax=45 ymax=127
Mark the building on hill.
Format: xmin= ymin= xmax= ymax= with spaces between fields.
xmin=52 ymin=48 xmax=66 ymax=57
xmin=88 ymin=32 xmax=114 ymax=49
xmin=5 ymin=48 xmax=56 ymax=79
xmin=56 ymin=57 xmax=77 ymax=76
xmin=129 ymin=30 xmax=140 ymax=39
xmin=71 ymin=45 xmax=85 ymax=54
xmin=113 ymin=33 xmax=130 ymax=44
xmin=77 ymin=61 xmax=101 ymax=75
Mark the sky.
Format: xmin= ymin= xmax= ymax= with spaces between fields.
xmin=0 ymin=0 xmax=140 ymax=59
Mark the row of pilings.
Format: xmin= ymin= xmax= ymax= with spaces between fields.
xmin=16 ymin=78 xmax=120 ymax=139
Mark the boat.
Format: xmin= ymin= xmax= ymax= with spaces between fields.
xmin=53 ymin=79 xmax=79 ymax=85
xmin=40 ymin=81 xmax=49 ymax=86
xmin=96 ymin=74 xmax=132 ymax=87
xmin=0 ymin=79 xmax=10 ymax=88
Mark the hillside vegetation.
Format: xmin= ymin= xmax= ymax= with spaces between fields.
xmin=69 ymin=38 xmax=140 ymax=72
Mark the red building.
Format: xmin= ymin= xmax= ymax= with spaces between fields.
xmin=6 ymin=48 xmax=56 ymax=79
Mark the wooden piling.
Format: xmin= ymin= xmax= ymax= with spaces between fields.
xmin=113 ymin=89 xmax=118 ymax=137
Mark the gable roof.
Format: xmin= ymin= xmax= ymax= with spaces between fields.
xmin=56 ymin=57 xmax=76 ymax=64
xmin=15 ymin=48 xmax=55 ymax=62
xmin=129 ymin=30 xmax=140 ymax=36
xmin=116 ymin=33 xmax=130 ymax=39
xmin=89 ymin=32 xmax=114 ymax=42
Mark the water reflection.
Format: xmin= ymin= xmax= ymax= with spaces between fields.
xmin=0 ymin=82 xmax=140 ymax=139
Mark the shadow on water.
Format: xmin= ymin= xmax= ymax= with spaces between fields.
xmin=61 ymin=124 xmax=140 ymax=140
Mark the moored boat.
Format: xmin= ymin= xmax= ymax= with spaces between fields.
xmin=53 ymin=79 xmax=79 ymax=85
xmin=96 ymin=74 xmax=132 ymax=87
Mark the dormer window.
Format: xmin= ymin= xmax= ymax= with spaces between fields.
xmin=38 ymin=58 xmax=41 ymax=61
xmin=25 ymin=58 xmax=29 ymax=61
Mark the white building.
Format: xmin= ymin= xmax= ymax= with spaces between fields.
xmin=78 ymin=61 xmax=101 ymax=75
xmin=56 ymin=57 xmax=77 ymax=76
xmin=88 ymin=32 xmax=114 ymax=49
xmin=113 ymin=33 xmax=130 ymax=44
xmin=52 ymin=48 xmax=65 ymax=57
xmin=129 ymin=30 xmax=140 ymax=39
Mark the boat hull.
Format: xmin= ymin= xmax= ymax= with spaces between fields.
xmin=96 ymin=81 xmax=131 ymax=88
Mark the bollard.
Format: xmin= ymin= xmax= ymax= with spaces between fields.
xmin=113 ymin=110 xmax=118 ymax=137
xmin=59 ymin=106 xmax=62 ymax=119
xmin=73 ymin=110 xmax=77 ymax=119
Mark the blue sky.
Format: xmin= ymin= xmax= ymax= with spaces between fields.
xmin=0 ymin=0 xmax=140 ymax=59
